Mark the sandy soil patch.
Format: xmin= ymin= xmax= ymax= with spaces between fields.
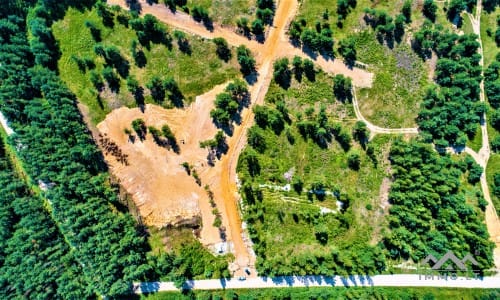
xmin=97 ymin=84 xmax=227 ymax=246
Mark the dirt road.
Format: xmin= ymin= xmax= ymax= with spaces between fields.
xmin=467 ymin=0 xmax=500 ymax=272
xmin=107 ymin=0 xmax=373 ymax=88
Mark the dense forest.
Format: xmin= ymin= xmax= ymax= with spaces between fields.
xmin=0 ymin=0 xmax=236 ymax=296
xmin=0 ymin=141 xmax=93 ymax=299
xmin=414 ymin=21 xmax=484 ymax=147
xmin=382 ymin=140 xmax=493 ymax=271
xmin=0 ymin=0 xmax=154 ymax=296
xmin=130 ymin=287 xmax=500 ymax=300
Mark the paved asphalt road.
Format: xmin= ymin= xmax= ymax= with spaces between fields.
xmin=134 ymin=274 xmax=500 ymax=293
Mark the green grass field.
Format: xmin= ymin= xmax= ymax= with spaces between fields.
xmin=53 ymin=7 xmax=240 ymax=125
xmin=355 ymin=32 xmax=429 ymax=128
xmin=481 ymin=7 xmax=500 ymax=67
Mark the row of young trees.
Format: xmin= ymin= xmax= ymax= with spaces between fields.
xmin=0 ymin=143 xmax=93 ymax=299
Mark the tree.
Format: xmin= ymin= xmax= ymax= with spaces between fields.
xmin=353 ymin=121 xmax=369 ymax=146
xmin=447 ymin=0 xmax=466 ymax=23
xmin=146 ymin=76 xmax=165 ymax=102
xmin=102 ymin=66 xmax=120 ymax=92
xmin=247 ymin=126 xmax=266 ymax=153
xmin=213 ymin=37 xmax=231 ymax=61
xmin=491 ymin=136 xmax=500 ymax=152
xmin=303 ymin=59 xmax=315 ymax=81
xmin=256 ymin=8 xmax=274 ymax=25
xmin=251 ymin=18 xmax=264 ymax=35
xmin=273 ymin=57 xmax=291 ymax=89
xmin=347 ymin=151 xmax=361 ymax=170
xmin=85 ymin=20 xmax=101 ymax=42
xmin=333 ymin=74 xmax=352 ymax=102
xmin=89 ymin=70 xmax=104 ymax=91
xmin=491 ymin=109 xmax=500 ymax=130
xmin=236 ymin=45 xmax=255 ymax=75
xmin=192 ymin=5 xmax=210 ymax=23
xmin=126 ymin=75 xmax=139 ymax=94
xmin=132 ymin=118 xmax=147 ymax=140
xmin=292 ymin=56 xmax=303 ymax=80
xmin=423 ymin=0 xmax=437 ymax=22
xmin=338 ymin=37 xmax=356 ymax=67
xmin=468 ymin=162 xmax=483 ymax=184
xmin=173 ymin=30 xmax=191 ymax=54
xmin=394 ymin=14 xmax=406 ymax=43
xmin=401 ymin=0 xmax=412 ymax=23
xmin=494 ymin=173 xmax=500 ymax=198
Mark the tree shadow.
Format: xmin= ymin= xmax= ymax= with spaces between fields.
xmin=244 ymin=72 xmax=258 ymax=85
xmin=133 ymin=87 xmax=145 ymax=108
xmin=134 ymin=50 xmax=147 ymax=68
xmin=126 ymin=0 xmax=142 ymax=12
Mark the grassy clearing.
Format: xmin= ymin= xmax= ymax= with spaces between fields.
xmin=133 ymin=287 xmax=500 ymax=300
xmin=295 ymin=0 xmax=402 ymax=42
xmin=467 ymin=124 xmax=483 ymax=152
xmin=53 ymin=7 xmax=240 ymax=125
xmin=355 ymin=31 xmax=429 ymax=128
xmin=461 ymin=12 xmax=474 ymax=35
xmin=486 ymin=153 xmax=500 ymax=216
xmin=237 ymin=72 xmax=398 ymax=274
xmin=481 ymin=7 xmax=500 ymax=67
xmin=186 ymin=0 xmax=255 ymax=26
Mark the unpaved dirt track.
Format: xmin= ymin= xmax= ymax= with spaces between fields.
xmin=107 ymin=0 xmax=373 ymax=88
xmin=467 ymin=0 xmax=500 ymax=272
xmin=352 ymin=86 xmax=419 ymax=136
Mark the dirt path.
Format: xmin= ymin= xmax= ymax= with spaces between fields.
xmin=217 ymin=0 xmax=299 ymax=277
xmin=352 ymin=86 xmax=419 ymax=136
xmin=467 ymin=0 xmax=500 ymax=273
xmin=107 ymin=0 xmax=263 ymax=54
xmin=107 ymin=0 xmax=373 ymax=88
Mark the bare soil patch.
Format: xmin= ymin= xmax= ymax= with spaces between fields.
xmin=97 ymin=85 xmax=227 ymax=247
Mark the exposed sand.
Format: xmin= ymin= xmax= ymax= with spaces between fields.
xmin=97 ymin=84 xmax=226 ymax=246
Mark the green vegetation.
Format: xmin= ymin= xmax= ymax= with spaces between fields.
xmin=210 ymin=79 xmax=250 ymax=128
xmin=487 ymin=154 xmax=500 ymax=215
xmin=414 ymin=22 xmax=484 ymax=147
xmin=382 ymin=139 xmax=493 ymax=270
xmin=0 ymin=0 xmax=233 ymax=296
xmin=165 ymin=0 xmax=255 ymax=27
xmin=481 ymin=7 xmax=500 ymax=67
xmin=288 ymin=15 xmax=334 ymax=55
xmin=146 ymin=227 xmax=231 ymax=288
xmin=0 ymin=135 xmax=92 ymax=299
xmin=355 ymin=32 xmax=429 ymax=128
xmin=136 ymin=287 xmax=500 ymax=300
xmin=237 ymin=69 xmax=393 ymax=276
xmin=236 ymin=45 xmax=256 ymax=76
xmin=53 ymin=6 xmax=240 ymax=124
